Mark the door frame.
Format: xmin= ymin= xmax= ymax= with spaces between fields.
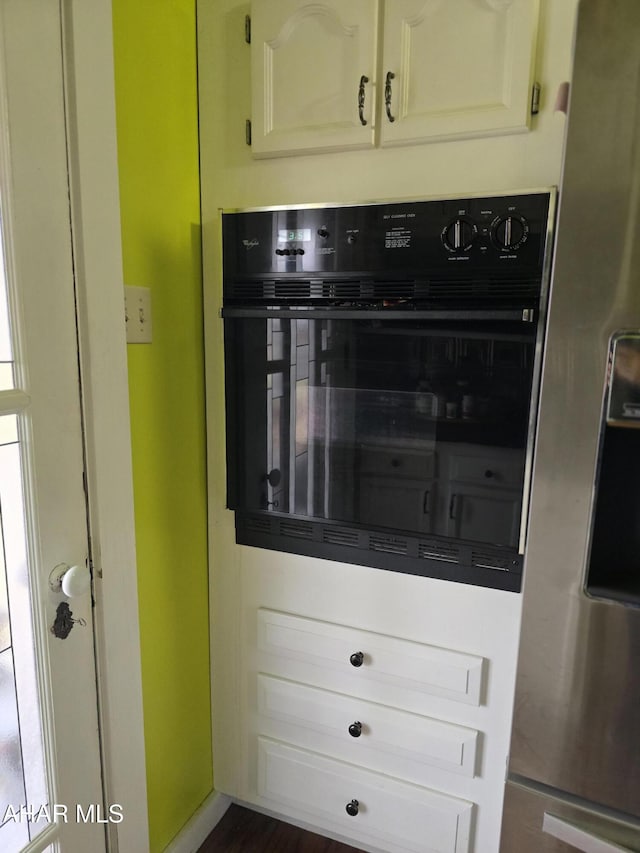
xmin=61 ymin=1 xmax=149 ymax=851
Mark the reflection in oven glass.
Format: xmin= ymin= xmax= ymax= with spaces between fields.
xmin=244 ymin=315 xmax=535 ymax=548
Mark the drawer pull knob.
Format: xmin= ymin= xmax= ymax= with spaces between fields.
xmin=345 ymin=799 xmax=359 ymax=817
xmin=348 ymin=721 xmax=363 ymax=738
xmin=484 ymin=469 xmax=494 ymax=478
xmin=349 ymin=651 xmax=364 ymax=667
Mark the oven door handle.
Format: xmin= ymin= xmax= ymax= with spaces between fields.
xmin=221 ymin=307 xmax=535 ymax=322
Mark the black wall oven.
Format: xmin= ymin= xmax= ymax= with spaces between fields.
xmin=222 ymin=192 xmax=555 ymax=591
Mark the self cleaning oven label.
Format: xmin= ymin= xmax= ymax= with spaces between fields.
xmin=383 ymin=211 xmax=416 ymax=249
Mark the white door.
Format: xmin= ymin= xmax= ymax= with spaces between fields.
xmin=0 ymin=3 xmax=107 ymax=852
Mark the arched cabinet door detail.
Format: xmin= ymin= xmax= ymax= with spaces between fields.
xmin=251 ymin=0 xmax=378 ymax=157
xmin=249 ymin=0 xmax=540 ymax=157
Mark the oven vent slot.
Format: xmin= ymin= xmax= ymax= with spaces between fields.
xmin=369 ymin=534 xmax=408 ymax=555
xmin=245 ymin=516 xmax=273 ymax=535
xmin=273 ymin=281 xmax=312 ymax=299
xmin=323 ymin=527 xmax=360 ymax=547
xmin=279 ymin=520 xmax=314 ymax=540
xmin=226 ymin=276 xmax=540 ymax=303
xmin=427 ymin=277 xmax=540 ymax=300
xmin=471 ymin=550 xmax=513 ymax=571
xmin=418 ymin=540 xmax=459 ymax=563
xmin=227 ymin=281 xmax=265 ymax=300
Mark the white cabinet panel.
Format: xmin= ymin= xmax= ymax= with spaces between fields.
xmin=359 ymin=475 xmax=437 ymax=533
xmin=446 ymin=485 xmax=521 ymax=546
xmin=358 ymin=444 xmax=437 ymax=533
xmin=257 ymin=608 xmax=485 ymax=705
xmin=449 ymin=449 xmax=522 ymax=488
xmin=257 ymin=673 xmax=479 ymax=776
xmin=258 ymin=737 xmax=473 ymax=853
xmin=443 ymin=444 xmax=523 ymax=548
xmin=250 ymin=0 xmax=539 ymax=156
xmin=251 ymin=0 xmax=378 ymax=157
xmin=380 ymin=0 xmax=540 ymax=146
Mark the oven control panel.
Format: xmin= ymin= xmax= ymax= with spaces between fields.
xmin=222 ymin=191 xmax=553 ymax=285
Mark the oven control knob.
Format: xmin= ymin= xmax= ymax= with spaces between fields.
xmin=442 ymin=218 xmax=477 ymax=252
xmin=492 ymin=215 xmax=528 ymax=251
xmin=347 ymin=233 xmax=357 ymax=245
xmin=317 ymin=227 xmax=329 ymax=239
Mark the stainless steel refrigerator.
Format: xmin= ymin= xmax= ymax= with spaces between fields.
xmin=500 ymin=0 xmax=640 ymax=850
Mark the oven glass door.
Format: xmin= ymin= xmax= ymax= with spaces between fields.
xmin=225 ymin=312 xmax=537 ymax=550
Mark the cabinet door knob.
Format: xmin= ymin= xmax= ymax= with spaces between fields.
xmin=350 ymin=651 xmax=364 ymax=667
xmin=266 ymin=468 xmax=281 ymax=487
xmin=345 ymin=799 xmax=359 ymax=817
xmin=348 ymin=721 xmax=363 ymax=738
xmin=484 ymin=469 xmax=494 ymax=479
xmin=385 ymin=71 xmax=396 ymax=122
xmin=358 ymin=75 xmax=369 ymax=126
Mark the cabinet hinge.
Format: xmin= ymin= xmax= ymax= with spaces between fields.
xmin=245 ymin=119 xmax=252 ymax=146
xmin=244 ymin=14 xmax=251 ymax=44
xmin=531 ymin=81 xmax=541 ymax=115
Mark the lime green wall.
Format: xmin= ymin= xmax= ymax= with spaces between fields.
xmin=111 ymin=2 xmax=212 ymax=850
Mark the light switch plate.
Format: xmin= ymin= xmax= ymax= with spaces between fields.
xmin=124 ymin=285 xmax=152 ymax=344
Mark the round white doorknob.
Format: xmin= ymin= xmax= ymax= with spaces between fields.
xmin=49 ymin=562 xmax=91 ymax=597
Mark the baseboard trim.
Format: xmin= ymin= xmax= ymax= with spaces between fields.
xmin=163 ymin=790 xmax=232 ymax=853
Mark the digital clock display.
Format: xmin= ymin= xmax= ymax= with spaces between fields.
xmin=277 ymin=228 xmax=311 ymax=243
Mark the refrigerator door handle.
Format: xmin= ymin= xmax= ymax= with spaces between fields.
xmin=543 ymin=813 xmax=634 ymax=853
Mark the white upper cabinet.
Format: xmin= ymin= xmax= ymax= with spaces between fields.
xmin=250 ymin=0 xmax=378 ymax=157
xmin=250 ymin=0 xmax=540 ymax=157
xmin=380 ymin=0 xmax=541 ymax=146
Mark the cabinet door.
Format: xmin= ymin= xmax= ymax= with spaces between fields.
xmin=380 ymin=0 xmax=540 ymax=147
xmin=251 ymin=0 xmax=378 ymax=157
xmin=359 ymin=475 xmax=436 ymax=534
xmin=446 ymin=485 xmax=521 ymax=547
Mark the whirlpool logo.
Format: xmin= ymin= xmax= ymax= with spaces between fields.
xmin=243 ymin=239 xmax=259 ymax=249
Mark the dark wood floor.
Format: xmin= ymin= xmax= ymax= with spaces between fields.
xmin=197 ymin=804 xmax=365 ymax=853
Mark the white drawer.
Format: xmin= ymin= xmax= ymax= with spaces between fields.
xmin=257 ymin=673 xmax=479 ymax=777
xmin=257 ymin=609 xmax=484 ymax=706
xmin=448 ymin=450 xmax=522 ymax=487
xmin=359 ymin=445 xmax=436 ymax=479
xmin=257 ymin=737 xmax=473 ymax=853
